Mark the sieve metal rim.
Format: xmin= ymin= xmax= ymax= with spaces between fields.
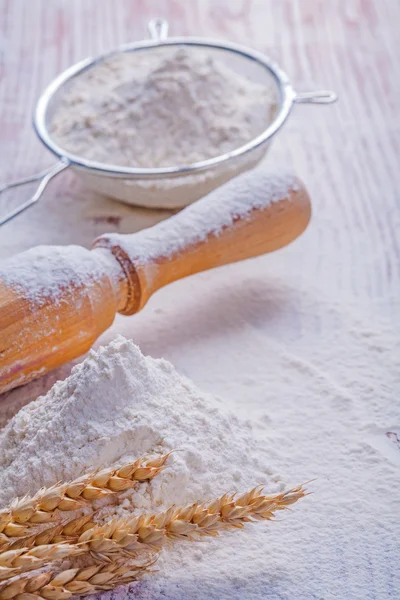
xmin=0 ymin=18 xmax=337 ymax=225
xmin=34 ymin=38 xmax=296 ymax=179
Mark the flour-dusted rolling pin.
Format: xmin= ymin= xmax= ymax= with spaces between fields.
xmin=0 ymin=168 xmax=311 ymax=393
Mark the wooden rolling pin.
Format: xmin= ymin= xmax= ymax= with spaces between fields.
xmin=0 ymin=168 xmax=311 ymax=393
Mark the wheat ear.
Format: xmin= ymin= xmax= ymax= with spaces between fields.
xmin=4 ymin=514 xmax=97 ymax=555
xmin=0 ymin=544 xmax=83 ymax=581
xmin=79 ymin=483 xmax=307 ymax=559
xmin=0 ymin=453 xmax=170 ymax=547
xmin=0 ymin=559 xmax=155 ymax=600
xmin=1 ymin=484 xmax=307 ymax=581
xmin=0 ymin=486 xmax=306 ymax=598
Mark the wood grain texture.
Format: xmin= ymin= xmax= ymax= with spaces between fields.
xmin=96 ymin=181 xmax=311 ymax=313
xmin=0 ymin=248 xmax=123 ymax=393
xmin=0 ymin=0 xmax=398 ymax=310
xmin=0 ymin=181 xmax=310 ymax=391
xmin=0 ymin=2 xmax=399 ymax=597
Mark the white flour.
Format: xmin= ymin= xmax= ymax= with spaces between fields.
xmin=51 ymin=48 xmax=274 ymax=169
xmin=49 ymin=47 xmax=276 ymax=209
xmin=0 ymin=336 xmax=289 ymax=597
xmin=0 ymin=245 xmax=122 ymax=305
xmin=0 ymin=335 xmax=281 ymax=513
xmin=0 ymin=1 xmax=398 ymax=597
xmin=0 ymin=281 xmax=399 ymax=600
xmin=0 ymin=168 xmax=299 ymax=310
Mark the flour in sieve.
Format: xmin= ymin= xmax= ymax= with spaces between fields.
xmin=50 ymin=47 xmax=276 ymax=209
xmin=51 ymin=48 xmax=275 ymax=169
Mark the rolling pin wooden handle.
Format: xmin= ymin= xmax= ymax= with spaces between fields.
xmin=0 ymin=169 xmax=311 ymax=394
xmin=94 ymin=171 xmax=311 ymax=315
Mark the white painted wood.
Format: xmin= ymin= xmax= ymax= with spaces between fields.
xmin=0 ymin=5 xmax=398 ymax=596
xmin=1 ymin=0 xmax=398 ymax=302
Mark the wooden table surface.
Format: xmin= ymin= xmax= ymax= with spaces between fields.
xmin=1 ymin=0 xmax=399 ymax=283
xmin=0 ymin=1 xmax=399 ymax=598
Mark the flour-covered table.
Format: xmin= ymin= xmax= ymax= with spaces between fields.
xmin=0 ymin=2 xmax=399 ymax=599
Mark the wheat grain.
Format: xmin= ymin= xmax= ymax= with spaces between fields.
xmin=78 ymin=484 xmax=307 ymax=560
xmin=0 ymin=545 xmax=82 ymax=581
xmin=3 ymin=514 xmax=96 ymax=555
xmin=10 ymin=484 xmax=307 ymax=566
xmin=0 ymin=559 xmax=155 ymax=600
xmin=0 ymin=484 xmax=306 ymax=592
xmin=0 ymin=453 xmax=170 ymax=548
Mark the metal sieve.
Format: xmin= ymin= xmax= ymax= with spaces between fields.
xmin=0 ymin=18 xmax=337 ymax=225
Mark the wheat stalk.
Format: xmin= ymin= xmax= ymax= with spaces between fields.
xmin=0 ymin=484 xmax=307 ymax=592
xmin=0 ymin=559 xmax=155 ymax=600
xmin=0 ymin=453 xmax=170 ymax=548
xmin=79 ymin=484 xmax=307 ymax=560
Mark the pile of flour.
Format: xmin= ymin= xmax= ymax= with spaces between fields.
xmin=0 ymin=283 xmax=399 ymax=599
xmin=51 ymin=48 xmax=274 ymax=169
xmin=0 ymin=335 xmax=281 ymax=516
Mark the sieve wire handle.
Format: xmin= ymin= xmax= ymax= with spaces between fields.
xmin=0 ymin=159 xmax=69 ymax=226
xmin=294 ymin=90 xmax=337 ymax=104
xmin=147 ymin=19 xmax=169 ymax=41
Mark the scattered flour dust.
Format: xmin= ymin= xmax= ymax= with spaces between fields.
xmin=0 ymin=245 xmax=122 ymax=305
xmin=98 ymin=167 xmax=299 ymax=263
xmin=1 ymin=168 xmax=299 ymax=307
xmin=0 ymin=279 xmax=399 ymax=600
